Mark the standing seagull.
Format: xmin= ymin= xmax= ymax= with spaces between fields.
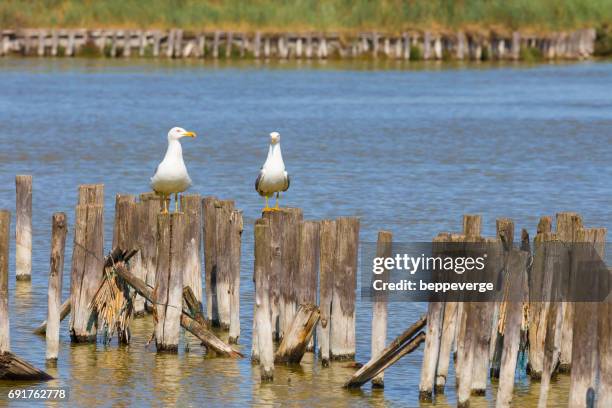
xmin=151 ymin=127 xmax=196 ymax=214
xmin=255 ymin=131 xmax=290 ymax=212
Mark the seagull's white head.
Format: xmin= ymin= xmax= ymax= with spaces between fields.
xmin=168 ymin=127 xmax=196 ymax=142
xmin=270 ymin=132 xmax=280 ymax=145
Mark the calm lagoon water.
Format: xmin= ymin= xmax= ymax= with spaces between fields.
xmin=0 ymin=58 xmax=610 ymax=407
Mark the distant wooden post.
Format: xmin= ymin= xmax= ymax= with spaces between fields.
xmin=371 ymin=230 xmax=391 ymax=387
xmin=318 ymin=219 xmax=336 ymax=366
xmin=138 ymin=192 xmax=161 ymax=312
xmin=180 ymin=194 xmax=202 ymax=303
xmin=0 ymin=210 xmax=10 ymax=352
xmin=496 ymin=250 xmax=529 ymax=408
xmin=15 ymin=175 xmax=32 ymax=281
xmin=557 ymin=212 xmax=583 ymax=372
xmin=569 ymin=227 xmax=606 ymax=408
xmin=330 ymin=217 xmax=359 ymax=360
xmin=254 ymin=219 xmax=274 ymax=380
xmin=46 ymin=213 xmax=67 ymax=363
xmin=69 ymin=184 xmax=104 ymax=342
xmin=154 ymin=213 xmax=185 ymax=352
xmin=297 ymin=220 xmax=319 ymax=351
xmin=203 ymin=196 xmax=218 ymax=324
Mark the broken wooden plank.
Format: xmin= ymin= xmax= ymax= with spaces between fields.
xmin=0 ymin=351 xmax=52 ymax=381
xmin=274 ymin=303 xmax=320 ymax=364
xmin=34 ymin=298 xmax=71 ymax=335
xmin=344 ymin=314 xmax=426 ymax=388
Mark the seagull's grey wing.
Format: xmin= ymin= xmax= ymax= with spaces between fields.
xmin=255 ymin=169 xmax=265 ymax=195
xmin=152 ymin=164 xmax=159 ymax=178
xmin=282 ymin=171 xmax=290 ymax=192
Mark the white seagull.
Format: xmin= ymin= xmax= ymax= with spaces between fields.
xmin=151 ymin=127 xmax=196 ymax=213
xmin=255 ymin=131 xmax=290 ymax=212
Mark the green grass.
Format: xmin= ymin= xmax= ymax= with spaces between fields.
xmin=2 ymin=0 xmax=612 ymax=32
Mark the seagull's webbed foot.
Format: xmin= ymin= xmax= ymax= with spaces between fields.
xmin=262 ymin=195 xmax=274 ymax=213
xmin=161 ymin=194 xmax=169 ymax=214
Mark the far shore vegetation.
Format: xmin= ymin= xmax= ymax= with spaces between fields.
xmin=2 ymin=0 xmax=612 ymax=35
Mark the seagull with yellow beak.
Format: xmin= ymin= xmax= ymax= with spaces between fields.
xmin=255 ymin=131 xmax=290 ymax=212
xmin=151 ymin=127 xmax=196 ymax=213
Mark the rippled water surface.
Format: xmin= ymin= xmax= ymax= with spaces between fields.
xmin=0 ymin=58 xmax=610 ymax=407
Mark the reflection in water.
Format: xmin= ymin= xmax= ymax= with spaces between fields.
xmin=0 ymin=59 xmax=609 ymax=406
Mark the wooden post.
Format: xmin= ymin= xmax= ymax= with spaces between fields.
xmin=527 ymin=216 xmax=554 ymax=380
xmin=212 ymin=31 xmax=220 ymax=58
xmin=180 ymin=194 xmax=202 ymax=303
xmin=557 ymin=212 xmax=583 ymax=372
xmin=69 ymin=184 xmax=104 ymax=342
xmin=318 ymin=219 xmax=336 ymax=366
xmin=0 ymin=210 xmax=10 ymax=352
xmin=598 ymin=280 xmax=612 ymax=407
xmin=496 ymin=250 xmax=529 ymax=408
xmin=419 ymin=235 xmax=447 ymax=401
xmin=275 ymin=304 xmax=320 ymax=364
xmin=253 ymin=32 xmax=261 ymax=58
xmin=203 ymin=196 xmax=218 ymax=324
xmin=15 ymin=175 xmax=32 ymax=281
xmin=112 ymin=194 xmax=142 ymax=315
xmin=330 ymin=217 xmax=359 ymax=360
xmin=569 ymin=228 xmax=606 ymax=408
xmin=253 ymin=219 xmax=274 ymax=380
xmin=297 ymin=220 xmax=319 ymax=351
xmin=225 ymin=32 xmax=233 ymax=58
xmin=154 ymin=213 xmax=185 ymax=352
xmin=279 ymin=208 xmax=303 ymax=340
xmin=214 ymin=200 xmax=235 ymax=329
xmin=123 ymin=31 xmax=131 ymax=57
xmin=538 ymin=283 xmax=563 ymax=407
xmin=46 ymin=213 xmax=67 ymax=363
xmin=138 ymin=192 xmax=161 ymax=312
xmin=371 ymin=230 xmax=391 ymax=387
xmin=228 ymin=208 xmax=243 ymax=343
xmin=456 ymin=214 xmax=481 ymax=407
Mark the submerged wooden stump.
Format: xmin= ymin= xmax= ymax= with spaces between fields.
xmin=15 ymin=175 xmax=32 ymax=281
xmin=371 ymin=230 xmax=392 ymax=387
xmin=253 ymin=219 xmax=274 ymax=380
xmin=0 ymin=352 xmax=52 ymax=381
xmin=181 ymin=194 xmax=203 ymax=304
xmin=154 ymin=213 xmax=185 ymax=352
xmin=138 ymin=192 xmax=162 ymax=312
xmin=296 ymin=220 xmax=319 ymax=352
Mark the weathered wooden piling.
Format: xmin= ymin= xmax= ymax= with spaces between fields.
xmin=138 ymin=192 xmax=161 ymax=312
xmin=46 ymin=213 xmax=67 ymax=363
xmin=253 ymin=219 xmax=274 ymax=379
xmin=204 ymin=199 xmax=242 ymax=330
xmin=456 ymin=214 xmax=481 ymax=407
xmin=598 ymin=286 xmax=612 ymax=407
xmin=154 ymin=213 xmax=185 ymax=352
xmin=330 ymin=216 xmax=360 ymax=360
xmin=318 ymin=219 xmax=336 ymax=366
xmin=69 ymin=184 xmax=104 ymax=342
xmin=371 ymin=230 xmax=391 ymax=387
xmin=15 ymin=175 xmax=32 ymax=281
xmin=557 ymin=212 xmax=583 ymax=373
xmin=568 ymin=227 xmax=606 ymax=408
xmin=296 ymin=220 xmax=319 ymax=351
xmin=113 ymin=194 xmax=144 ymax=315
xmin=419 ymin=234 xmax=447 ymax=401
xmin=496 ymin=250 xmax=529 ymax=408
xmin=0 ymin=210 xmax=10 ymax=352
xmin=180 ymin=194 xmax=202 ymax=303
xmin=275 ymin=304 xmax=320 ymax=364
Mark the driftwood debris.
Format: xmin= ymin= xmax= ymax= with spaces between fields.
xmin=34 ymin=298 xmax=71 ymax=335
xmin=111 ymin=256 xmax=242 ymax=358
xmin=344 ymin=314 xmax=427 ymax=388
xmin=0 ymin=351 xmax=52 ymax=381
xmin=274 ymin=303 xmax=320 ymax=364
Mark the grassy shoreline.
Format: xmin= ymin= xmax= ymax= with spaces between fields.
xmin=2 ymin=1 xmax=612 ymax=34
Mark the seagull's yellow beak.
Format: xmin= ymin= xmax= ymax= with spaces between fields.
xmin=182 ymin=131 xmax=196 ymax=138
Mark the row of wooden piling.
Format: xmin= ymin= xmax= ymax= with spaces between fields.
xmin=0 ymin=28 xmax=597 ymax=60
